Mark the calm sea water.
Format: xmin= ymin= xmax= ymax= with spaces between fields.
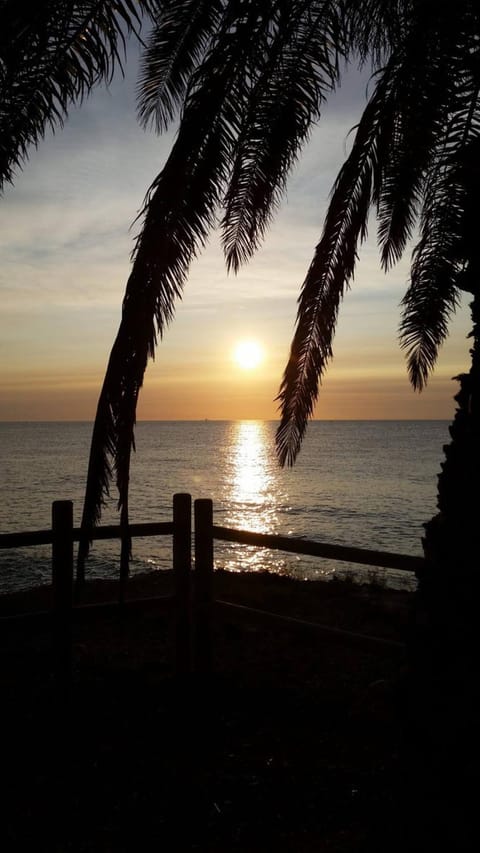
xmin=0 ymin=420 xmax=449 ymax=594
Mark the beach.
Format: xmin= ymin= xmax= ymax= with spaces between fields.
xmin=1 ymin=570 xmax=418 ymax=851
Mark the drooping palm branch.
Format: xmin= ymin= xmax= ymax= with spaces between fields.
xmin=0 ymin=0 xmax=158 ymax=191
xmin=78 ymin=1 xmax=480 ymax=576
xmin=399 ymin=157 xmax=465 ymax=391
xmin=137 ymin=0 xmax=224 ymax=133
xmin=400 ymin=38 xmax=480 ymax=387
xmin=221 ymin=0 xmax=340 ymax=272
xmin=78 ymin=0 xmax=286 ymax=571
xmin=78 ymin=0 xmax=413 ymax=570
xmin=79 ymin=0 xmax=368 ymax=573
xmin=276 ymin=61 xmax=398 ymax=465
xmin=277 ymin=1 xmax=480 ymax=465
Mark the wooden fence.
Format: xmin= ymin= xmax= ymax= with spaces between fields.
xmin=0 ymin=493 xmax=424 ymax=685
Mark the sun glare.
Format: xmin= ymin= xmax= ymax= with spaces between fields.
xmin=233 ymin=340 xmax=263 ymax=370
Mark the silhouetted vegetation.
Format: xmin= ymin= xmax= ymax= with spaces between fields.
xmin=1 ymin=4 xmax=478 ymax=847
xmin=1 ymin=570 xmax=413 ymax=851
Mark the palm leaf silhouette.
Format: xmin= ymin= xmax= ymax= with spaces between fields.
xmin=222 ymin=0 xmax=340 ymax=272
xmin=73 ymin=1 xmax=480 ymax=578
xmin=79 ymin=0 xmax=277 ymax=570
xmin=277 ymin=2 xmax=480 ymax=464
xmin=0 ymin=0 xmax=157 ymax=190
xmin=276 ymin=65 xmax=396 ymax=466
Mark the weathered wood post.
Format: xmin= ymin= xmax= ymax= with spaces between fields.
xmin=173 ymin=493 xmax=192 ymax=676
xmin=194 ymin=499 xmax=214 ymax=674
xmin=52 ymin=500 xmax=74 ymax=694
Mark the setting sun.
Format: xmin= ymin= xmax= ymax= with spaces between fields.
xmin=233 ymin=340 xmax=264 ymax=370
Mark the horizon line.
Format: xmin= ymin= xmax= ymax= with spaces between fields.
xmin=0 ymin=417 xmax=452 ymax=424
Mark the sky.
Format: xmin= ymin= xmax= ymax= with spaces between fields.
xmin=0 ymin=34 xmax=472 ymax=422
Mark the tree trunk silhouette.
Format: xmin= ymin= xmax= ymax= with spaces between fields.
xmin=407 ymin=289 xmax=479 ymax=846
xmin=421 ymin=288 xmax=480 ymax=632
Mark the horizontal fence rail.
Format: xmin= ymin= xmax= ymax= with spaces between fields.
xmin=212 ymin=525 xmax=424 ymax=573
xmin=0 ymin=514 xmax=422 ymax=576
xmin=214 ymin=600 xmax=405 ymax=651
xmin=0 ymin=521 xmax=174 ymax=550
xmin=0 ymin=493 xmax=421 ymax=686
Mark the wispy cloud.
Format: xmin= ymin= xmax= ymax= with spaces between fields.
xmin=0 ymin=50 xmax=471 ymax=420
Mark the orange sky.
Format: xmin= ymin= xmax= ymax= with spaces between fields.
xmin=0 ymin=50 xmax=472 ymax=423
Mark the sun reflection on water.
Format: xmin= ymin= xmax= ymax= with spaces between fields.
xmin=221 ymin=421 xmax=290 ymax=573
xmin=226 ymin=421 xmax=277 ymax=530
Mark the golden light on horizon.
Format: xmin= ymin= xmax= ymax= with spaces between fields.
xmin=233 ymin=339 xmax=264 ymax=370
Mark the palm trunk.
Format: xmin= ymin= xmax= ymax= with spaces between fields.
xmin=406 ymin=290 xmax=479 ymax=844
xmin=421 ymin=287 xmax=480 ymax=608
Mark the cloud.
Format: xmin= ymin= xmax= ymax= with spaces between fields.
xmin=0 ymin=50 xmax=471 ymax=421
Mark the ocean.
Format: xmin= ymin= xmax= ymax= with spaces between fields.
xmin=0 ymin=420 xmax=449 ymax=594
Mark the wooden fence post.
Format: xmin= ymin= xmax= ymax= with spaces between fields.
xmin=173 ymin=493 xmax=192 ymax=676
xmin=194 ymin=499 xmax=214 ymax=674
xmin=52 ymin=500 xmax=74 ymax=693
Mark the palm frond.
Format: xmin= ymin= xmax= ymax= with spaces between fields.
xmin=400 ymin=261 xmax=461 ymax=392
xmin=276 ymin=64 xmax=396 ymax=466
xmin=400 ymin=140 xmax=480 ymax=389
xmin=400 ymin=165 xmax=461 ymax=392
xmin=137 ymin=0 xmax=224 ymax=132
xmin=0 ymin=0 xmax=157 ymax=190
xmin=343 ymin=0 xmax=410 ymax=66
xmin=376 ymin=5 xmax=470 ymax=270
xmin=277 ymin=2 xmax=480 ymax=464
xmin=79 ymin=0 xmax=274 ymax=568
xmin=399 ymin=6 xmax=480 ymax=390
xmin=222 ymin=0 xmax=341 ymax=273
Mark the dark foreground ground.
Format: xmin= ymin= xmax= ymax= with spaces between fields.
xmin=0 ymin=571 xmax=473 ymax=851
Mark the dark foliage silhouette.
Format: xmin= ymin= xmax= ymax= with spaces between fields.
xmin=1 ymin=3 xmax=478 ymax=603
xmin=77 ymin=1 xmax=480 ymax=598
xmin=2 ymin=8 xmax=478 ymax=844
xmin=78 ymin=0 xmax=407 ymax=564
xmin=0 ymin=0 xmax=158 ymax=190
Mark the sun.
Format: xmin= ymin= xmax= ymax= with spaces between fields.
xmin=233 ymin=339 xmax=264 ymax=370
